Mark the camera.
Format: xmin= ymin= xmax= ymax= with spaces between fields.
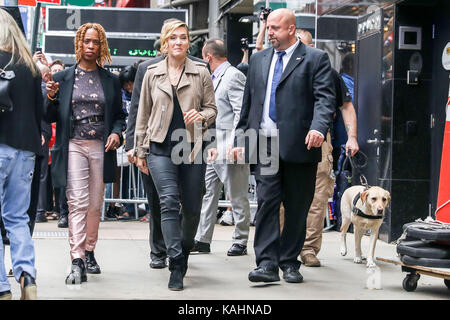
xmin=260 ymin=7 xmax=273 ymax=21
xmin=240 ymin=38 xmax=249 ymax=50
xmin=240 ymin=38 xmax=256 ymax=50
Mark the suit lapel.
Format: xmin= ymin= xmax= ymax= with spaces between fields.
xmin=278 ymin=42 xmax=306 ymax=85
xmin=214 ymin=64 xmax=231 ymax=92
xmin=261 ymin=49 xmax=274 ymax=89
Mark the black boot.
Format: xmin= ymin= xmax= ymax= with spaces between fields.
xmin=65 ymin=258 xmax=87 ymax=285
xmin=168 ymin=255 xmax=185 ymax=291
xmin=57 ymin=215 xmax=68 ymax=228
xmin=182 ymin=248 xmax=190 ymax=277
xmin=20 ymin=271 xmax=37 ymax=300
xmin=85 ymin=250 xmax=101 ymax=274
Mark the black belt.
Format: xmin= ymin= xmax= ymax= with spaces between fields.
xmin=73 ymin=115 xmax=104 ymax=125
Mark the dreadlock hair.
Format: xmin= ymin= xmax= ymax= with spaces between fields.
xmin=74 ymin=23 xmax=112 ymax=67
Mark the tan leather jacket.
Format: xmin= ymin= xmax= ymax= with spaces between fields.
xmin=134 ymin=57 xmax=217 ymax=161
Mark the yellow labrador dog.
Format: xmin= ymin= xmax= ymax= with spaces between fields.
xmin=340 ymin=185 xmax=391 ymax=267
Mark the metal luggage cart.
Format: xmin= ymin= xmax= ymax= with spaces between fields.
xmin=377 ymin=256 xmax=450 ymax=292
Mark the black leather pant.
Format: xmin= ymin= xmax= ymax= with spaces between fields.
xmin=147 ymin=153 xmax=206 ymax=260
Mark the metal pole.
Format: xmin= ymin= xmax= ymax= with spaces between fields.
xmin=208 ymin=0 xmax=220 ymax=38
xmin=30 ymin=2 xmax=41 ymax=53
xmin=314 ymin=0 xmax=318 ymax=46
xmin=263 ymin=0 xmax=269 ymax=49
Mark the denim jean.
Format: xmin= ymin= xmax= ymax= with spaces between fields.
xmin=0 ymin=143 xmax=36 ymax=292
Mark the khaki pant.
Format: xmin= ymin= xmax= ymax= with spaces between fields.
xmin=300 ymin=133 xmax=335 ymax=259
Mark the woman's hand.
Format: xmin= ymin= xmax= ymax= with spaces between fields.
xmin=105 ymin=133 xmax=120 ymax=152
xmin=46 ymin=81 xmax=59 ymax=98
xmin=136 ymin=157 xmax=149 ymax=175
xmin=183 ymin=109 xmax=204 ymax=126
xmin=126 ymin=149 xmax=136 ymax=164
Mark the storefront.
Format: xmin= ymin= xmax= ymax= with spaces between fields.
xmin=284 ymin=0 xmax=450 ymax=241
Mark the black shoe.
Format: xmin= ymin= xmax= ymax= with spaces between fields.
xmin=20 ymin=271 xmax=37 ymax=300
xmin=248 ymin=266 xmax=280 ymax=283
xmin=282 ymin=267 xmax=303 ymax=283
xmin=57 ymin=215 xmax=68 ymax=228
xmin=85 ymin=250 xmax=101 ymax=274
xmin=150 ymin=258 xmax=167 ymax=269
xmin=168 ymin=256 xmax=185 ymax=291
xmin=66 ymin=258 xmax=87 ymax=285
xmin=105 ymin=206 xmax=119 ymax=220
xmin=191 ymin=241 xmax=210 ymax=253
xmin=227 ymin=243 xmax=247 ymax=256
xmin=35 ymin=213 xmax=47 ymax=223
xmin=0 ymin=290 xmax=12 ymax=300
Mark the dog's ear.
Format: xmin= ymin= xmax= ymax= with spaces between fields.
xmin=385 ymin=191 xmax=391 ymax=206
xmin=360 ymin=190 xmax=369 ymax=204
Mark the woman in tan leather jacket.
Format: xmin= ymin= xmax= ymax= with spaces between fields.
xmin=134 ymin=20 xmax=216 ymax=291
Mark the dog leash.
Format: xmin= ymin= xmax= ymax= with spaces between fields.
xmin=342 ymin=150 xmax=370 ymax=190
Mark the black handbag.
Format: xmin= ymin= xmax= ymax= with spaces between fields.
xmin=0 ymin=67 xmax=15 ymax=114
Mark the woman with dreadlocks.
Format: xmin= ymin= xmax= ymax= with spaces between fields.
xmin=45 ymin=23 xmax=126 ymax=284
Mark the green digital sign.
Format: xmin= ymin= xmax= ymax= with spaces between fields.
xmin=44 ymin=34 xmax=157 ymax=58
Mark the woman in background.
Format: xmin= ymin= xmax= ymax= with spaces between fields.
xmin=0 ymin=9 xmax=43 ymax=300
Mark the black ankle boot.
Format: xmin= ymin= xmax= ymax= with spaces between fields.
xmin=20 ymin=271 xmax=37 ymax=300
xmin=85 ymin=250 xmax=101 ymax=274
xmin=0 ymin=290 xmax=12 ymax=300
xmin=168 ymin=256 xmax=185 ymax=291
xmin=182 ymin=248 xmax=190 ymax=277
xmin=66 ymin=258 xmax=87 ymax=285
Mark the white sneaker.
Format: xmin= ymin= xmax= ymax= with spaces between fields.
xmin=219 ymin=211 xmax=234 ymax=226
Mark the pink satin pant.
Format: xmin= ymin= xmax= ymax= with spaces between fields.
xmin=66 ymin=139 xmax=105 ymax=260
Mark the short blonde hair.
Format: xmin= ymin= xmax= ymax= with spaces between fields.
xmin=74 ymin=23 xmax=112 ymax=67
xmin=0 ymin=9 xmax=39 ymax=76
xmin=159 ymin=20 xmax=190 ymax=55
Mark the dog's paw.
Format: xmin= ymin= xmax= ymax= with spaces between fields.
xmin=340 ymin=247 xmax=347 ymax=256
xmin=366 ymin=261 xmax=377 ymax=268
xmin=354 ymin=257 xmax=363 ymax=264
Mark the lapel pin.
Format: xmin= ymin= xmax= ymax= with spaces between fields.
xmin=296 ymin=57 xmax=303 ymax=61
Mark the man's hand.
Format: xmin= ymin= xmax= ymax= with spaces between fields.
xmin=33 ymin=51 xmax=48 ymax=66
xmin=345 ymin=136 xmax=359 ymax=157
xmin=46 ymin=81 xmax=59 ymax=98
xmin=227 ymin=146 xmax=245 ymax=162
xmin=183 ymin=109 xmax=204 ymax=126
xmin=126 ymin=149 xmax=136 ymax=164
xmin=207 ymin=148 xmax=218 ymax=163
xmin=136 ymin=157 xmax=149 ymax=175
xmin=41 ymin=135 xmax=45 ymax=146
xmin=305 ymin=131 xmax=324 ymax=150
xmin=105 ymin=133 xmax=120 ymax=152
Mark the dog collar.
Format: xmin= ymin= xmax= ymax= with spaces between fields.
xmin=352 ymin=193 xmax=384 ymax=220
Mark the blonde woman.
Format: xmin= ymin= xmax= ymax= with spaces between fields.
xmin=0 ymin=9 xmax=42 ymax=300
xmin=135 ymin=20 xmax=216 ymax=290
xmin=45 ymin=23 xmax=126 ymax=284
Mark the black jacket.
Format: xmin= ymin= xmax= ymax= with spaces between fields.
xmin=45 ymin=64 xmax=126 ymax=188
xmin=0 ymin=51 xmax=44 ymax=156
xmin=236 ymin=41 xmax=336 ymax=163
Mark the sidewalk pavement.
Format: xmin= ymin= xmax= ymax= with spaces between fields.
xmin=3 ymin=220 xmax=450 ymax=300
